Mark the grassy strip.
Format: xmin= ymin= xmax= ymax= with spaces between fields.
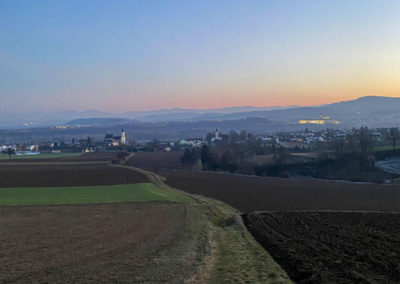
xmin=112 ymin=164 xmax=194 ymax=203
xmin=190 ymin=195 xmax=292 ymax=283
xmin=0 ymin=183 xmax=190 ymax=205
xmin=374 ymin=145 xmax=395 ymax=152
xmin=0 ymin=152 xmax=83 ymax=160
xmin=120 ymin=161 xmax=292 ymax=283
xmin=210 ymin=227 xmax=290 ymax=283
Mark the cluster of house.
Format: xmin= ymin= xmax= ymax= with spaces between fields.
xmin=1 ymin=144 xmax=36 ymax=152
xmin=177 ymin=129 xmax=222 ymax=148
xmin=2 ymin=127 xmax=388 ymax=156
xmin=153 ymin=128 xmax=336 ymax=152
xmin=1 ymin=129 xmax=129 ymax=155
xmin=272 ymin=128 xmax=383 ymax=146
xmin=174 ymin=128 xmax=385 ymax=151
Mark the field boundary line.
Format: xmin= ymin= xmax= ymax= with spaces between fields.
xmin=0 ymin=161 xmax=107 ymax=166
xmin=116 ymin=155 xmax=293 ymax=283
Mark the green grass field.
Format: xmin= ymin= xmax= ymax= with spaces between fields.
xmin=0 ymin=183 xmax=192 ymax=205
xmin=374 ymin=145 xmax=395 ymax=152
xmin=0 ymin=152 xmax=83 ymax=160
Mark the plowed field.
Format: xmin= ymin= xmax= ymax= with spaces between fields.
xmin=126 ymin=152 xmax=182 ymax=171
xmin=243 ymin=211 xmax=400 ymax=283
xmin=160 ymin=170 xmax=400 ymax=213
xmin=0 ymin=202 xmax=209 ymax=283
xmin=0 ymin=164 xmax=148 ymax=187
xmin=0 ymin=152 xmax=118 ymax=163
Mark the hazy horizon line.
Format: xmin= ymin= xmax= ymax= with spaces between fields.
xmin=2 ymin=94 xmax=395 ymax=114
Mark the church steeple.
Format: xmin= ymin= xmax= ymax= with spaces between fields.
xmin=121 ymin=129 xmax=126 ymax=145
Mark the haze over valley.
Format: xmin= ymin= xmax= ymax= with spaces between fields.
xmin=2 ymin=1 xmax=400 ymax=283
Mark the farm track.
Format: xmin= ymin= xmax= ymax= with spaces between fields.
xmin=117 ymin=155 xmax=292 ymax=283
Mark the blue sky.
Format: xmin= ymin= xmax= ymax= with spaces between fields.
xmin=1 ymin=0 xmax=400 ymax=113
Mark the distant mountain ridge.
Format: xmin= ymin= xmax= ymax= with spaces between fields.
xmin=2 ymin=96 xmax=400 ymax=129
xmin=328 ymin=96 xmax=400 ymax=112
xmin=0 ymin=105 xmax=297 ymax=128
xmin=64 ymin=96 xmax=400 ymax=128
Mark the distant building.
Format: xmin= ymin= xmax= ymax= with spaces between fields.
xmin=104 ymin=129 xmax=126 ymax=146
xmin=298 ymin=115 xmax=340 ymax=125
xmin=211 ymin=128 xmax=223 ymax=142
xmin=104 ymin=134 xmax=114 ymax=146
xmin=121 ymin=129 xmax=126 ymax=144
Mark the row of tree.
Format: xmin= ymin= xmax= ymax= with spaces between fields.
xmin=181 ymin=145 xmax=239 ymax=173
xmin=330 ymin=127 xmax=399 ymax=154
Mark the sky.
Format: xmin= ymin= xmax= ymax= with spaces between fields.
xmin=1 ymin=0 xmax=400 ymax=113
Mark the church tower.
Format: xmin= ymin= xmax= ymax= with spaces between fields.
xmin=215 ymin=128 xmax=220 ymax=140
xmin=121 ymin=129 xmax=126 ymax=145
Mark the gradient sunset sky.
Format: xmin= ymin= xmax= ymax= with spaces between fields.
xmin=1 ymin=0 xmax=400 ymax=113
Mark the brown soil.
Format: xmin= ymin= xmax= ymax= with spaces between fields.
xmin=160 ymin=170 xmax=400 ymax=213
xmin=243 ymin=211 xmax=400 ymax=283
xmin=0 ymin=164 xmax=149 ymax=187
xmin=126 ymin=152 xmax=182 ymax=171
xmin=0 ymin=152 xmax=118 ymax=163
xmin=0 ymin=202 xmax=209 ymax=283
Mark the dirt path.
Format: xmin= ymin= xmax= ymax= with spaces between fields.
xmin=117 ymin=155 xmax=292 ymax=283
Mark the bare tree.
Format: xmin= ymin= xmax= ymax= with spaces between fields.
xmin=358 ymin=127 xmax=371 ymax=154
xmin=4 ymin=148 xmax=15 ymax=159
xmin=334 ymin=138 xmax=345 ymax=153
xmin=389 ymin=127 xmax=399 ymax=151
